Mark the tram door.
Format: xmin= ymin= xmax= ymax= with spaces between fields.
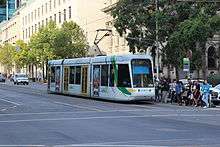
xmin=63 ymin=67 xmax=69 ymax=93
xmin=81 ymin=66 xmax=88 ymax=94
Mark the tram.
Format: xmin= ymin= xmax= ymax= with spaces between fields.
xmin=47 ymin=54 xmax=155 ymax=101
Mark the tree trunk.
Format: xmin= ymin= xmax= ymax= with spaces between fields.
xmin=175 ymin=66 xmax=179 ymax=80
xmin=197 ymin=69 xmax=200 ymax=79
xmin=35 ymin=64 xmax=38 ymax=82
xmin=31 ymin=64 xmax=34 ymax=79
xmin=200 ymin=42 xmax=207 ymax=80
xmin=167 ymin=65 xmax=171 ymax=79
xmin=42 ymin=61 xmax=45 ymax=81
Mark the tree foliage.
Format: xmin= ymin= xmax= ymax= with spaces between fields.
xmin=112 ymin=0 xmax=220 ymax=78
xmin=0 ymin=43 xmax=16 ymax=72
xmin=53 ymin=21 xmax=88 ymax=58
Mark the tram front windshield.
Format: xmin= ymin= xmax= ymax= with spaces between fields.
xmin=132 ymin=59 xmax=153 ymax=88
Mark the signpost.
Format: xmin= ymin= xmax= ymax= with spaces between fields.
xmin=183 ymin=58 xmax=190 ymax=79
xmin=183 ymin=58 xmax=190 ymax=72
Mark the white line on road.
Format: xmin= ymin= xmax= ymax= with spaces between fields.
xmin=0 ymin=113 xmax=219 ymax=123
xmin=53 ymin=101 xmax=103 ymax=112
xmin=0 ymin=109 xmax=142 ymax=116
xmin=0 ymin=98 xmax=21 ymax=106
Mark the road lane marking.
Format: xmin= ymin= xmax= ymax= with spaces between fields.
xmin=0 ymin=145 xmax=45 ymax=147
xmin=0 ymin=109 xmax=142 ymax=116
xmin=0 ymin=113 xmax=219 ymax=123
xmin=54 ymin=138 xmax=218 ymax=146
xmin=53 ymin=101 xmax=104 ymax=112
xmin=0 ymin=98 xmax=21 ymax=106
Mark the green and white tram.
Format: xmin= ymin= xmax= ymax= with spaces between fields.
xmin=48 ymin=54 xmax=155 ymax=101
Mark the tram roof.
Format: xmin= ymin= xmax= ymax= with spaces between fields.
xmin=49 ymin=54 xmax=152 ymax=65
xmin=48 ymin=59 xmax=64 ymax=65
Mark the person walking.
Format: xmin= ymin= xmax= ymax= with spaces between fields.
xmin=201 ymin=80 xmax=211 ymax=108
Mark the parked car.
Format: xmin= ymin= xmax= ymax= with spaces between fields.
xmin=210 ymin=84 xmax=220 ymax=105
xmin=0 ymin=74 xmax=6 ymax=82
xmin=13 ymin=73 xmax=29 ymax=85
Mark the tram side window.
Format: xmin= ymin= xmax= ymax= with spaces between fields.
xmin=109 ymin=64 xmax=114 ymax=87
xmin=118 ymin=64 xmax=131 ymax=87
xmin=101 ymin=65 xmax=108 ymax=86
xmin=75 ymin=66 xmax=81 ymax=84
xmin=69 ymin=66 xmax=75 ymax=84
xmin=51 ymin=66 xmax=55 ymax=82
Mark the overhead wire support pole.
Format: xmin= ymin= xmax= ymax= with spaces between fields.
xmin=155 ymin=0 xmax=160 ymax=81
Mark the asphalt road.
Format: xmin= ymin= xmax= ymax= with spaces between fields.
xmin=0 ymin=82 xmax=220 ymax=147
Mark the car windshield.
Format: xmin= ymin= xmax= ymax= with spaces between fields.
xmin=214 ymin=84 xmax=220 ymax=90
xmin=16 ymin=74 xmax=27 ymax=78
xmin=131 ymin=59 xmax=153 ymax=88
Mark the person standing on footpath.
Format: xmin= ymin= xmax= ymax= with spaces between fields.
xmin=175 ymin=80 xmax=183 ymax=106
xmin=201 ymin=80 xmax=211 ymax=108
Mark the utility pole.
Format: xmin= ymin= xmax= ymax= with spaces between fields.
xmin=155 ymin=0 xmax=160 ymax=80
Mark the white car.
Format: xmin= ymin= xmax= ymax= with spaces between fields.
xmin=13 ymin=73 xmax=29 ymax=85
xmin=210 ymin=84 xmax=220 ymax=104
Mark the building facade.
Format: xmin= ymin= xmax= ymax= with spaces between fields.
xmin=0 ymin=0 xmax=107 ymax=76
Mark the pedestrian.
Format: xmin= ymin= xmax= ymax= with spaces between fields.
xmin=175 ymin=80 xmax=183 ymax=106
xmin=193 ymin=81 xmax=200 ymax=107
xmin=169 ymin=79 xmax=176 ymax=103
xmin=201 ymin=80 xmax=211 ymax=108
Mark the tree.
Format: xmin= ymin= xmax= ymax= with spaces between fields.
xmin=53 ymin=21 xmax=88 ymax=58
xmin=112 ymin=0 xmax=219 ymax=79
xmin=166 ymin=8 xmax=220 ymax=79
xmin=13 ymin=40 xmax=29 ymax=70
xmin=0 ymin=0 xmax=6 ymax=5
xmin=0 ymin=43 xmax=16 ymax=74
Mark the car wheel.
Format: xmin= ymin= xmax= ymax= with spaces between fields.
xmin=14 ymin=82 xmax=16 ymax=85
xmin=27 ymin=82 xmax=29 ymax=85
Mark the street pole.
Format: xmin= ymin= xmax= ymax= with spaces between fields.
xmin=155 ymin=0 xmax=159 ymax=80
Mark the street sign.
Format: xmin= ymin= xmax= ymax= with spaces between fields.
xmin=183 ymin=58 xmax=190 ymax=72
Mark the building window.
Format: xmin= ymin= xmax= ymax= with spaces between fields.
xmin=54 ymin=14 xmax=56 ymax=23
xmin=26 ymin=28 xmax=28 ymax=38
xmin=54 ymin=0 xmax=56 ymax=8
xmin=63 ymin=0 xmax=65 ymax=3
xmin=31 ymin=12 xmax=33 ymax=22
xmin=23 ymin=30 xmax=25 ymax=39
xmin=68 ymin=6 xmax=71 ymax=19
xmin=25 ymin=16 xmax=27 ymax=25
xmin=42 ymin=20 xmax=44 ymax=27
xmin=59 ymin=12 xmax=61 ymax=23
xmin=32 ymin=26 xmax=34 ymax=34
xmin=46 ymin=18 xmax=48 ymax=25
xmin=45 ymin=3 xmax=48 ymax=13
xmin=34 ymin=9 xmax=37 ymax=20
xmin=38 ymin=8 xmax=40 ymax=18
xmin=58 ymin=0 xmax=61 ymax=5
xmin=28 ymin=14 xmax=30 ymax=23
xmin=35 ymin=24 xmax=37 ymax=32
xmin=50 ymin=16 xmax=52 ymax=21
xmin=28 ymin=27 xmax=30 ymax=37
xmin=49 ymin=0 xmax=52 ymax=11
xmin=41 ymin=5 xmax=44 ymax=16
xmin=63 ymin=9 xmax=66 ymax=21
xmin=38 ymin=22 xmax=40 ymax=29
